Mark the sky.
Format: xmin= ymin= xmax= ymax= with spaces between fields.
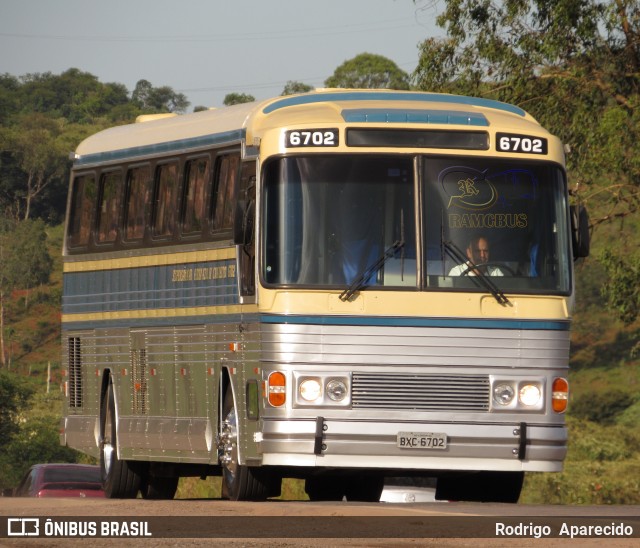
xmin=0 ymin=0 xmax=442 ymax=110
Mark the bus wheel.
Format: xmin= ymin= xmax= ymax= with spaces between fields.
xmin=100 ymin=381 xmax=142 ymax=498
xmin=435 ymin=471 xmax=524 ymax=503
xmin=142 ymin=475 xmax=179 ymax=500
xmin=345 ymin=474 xmax=384 ymax=502
xmin=220 ymin=389 xmax=269 ymax=501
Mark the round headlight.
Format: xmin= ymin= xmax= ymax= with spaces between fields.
xmin=519 ymin=384 xmax=542 ymax=406
xmin=299 ymin=379 xmax=322 ymax=402
xmin=326 ymin=379 xmax=348 ymax=402
xmin=493 ymin=383 xmax=515 ymax=406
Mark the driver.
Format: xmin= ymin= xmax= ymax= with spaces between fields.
xmin=448 ymin=236 xmax=504 ymax=276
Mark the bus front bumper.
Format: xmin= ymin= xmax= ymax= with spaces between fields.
xmin=257 ymin=418 xmax=567 ymax=472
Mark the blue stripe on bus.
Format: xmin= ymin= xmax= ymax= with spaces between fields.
xmin=263 ymin=92 xmax=526 ymax=117
xmin=75 ymin=129 xmax=246 ymax=166
xmin=341 ymin=109 xmax=489 ymax=126
xmin=259 ymin=314 xmax=570 ymax=331
xmin=62 ymin=259 xmax=239 ymax=314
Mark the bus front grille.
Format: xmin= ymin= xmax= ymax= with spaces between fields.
xmin=351 ymin=373 xmax=490 ymax=411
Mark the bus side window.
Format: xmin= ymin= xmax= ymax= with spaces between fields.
xmin=67 ymin=173 xmax=97 ymax=250
xmin=211 ymin=154 xmax=240 ymax=233
xmin=124 ymin=165 xmax=151 ymax=242
xmin=182 ymin=157 xmax=210 ymax=236
xmin=153 ymin=162 xmax=180 ymax=239
xmin=96 ymin=170 xmax=123 ymax=245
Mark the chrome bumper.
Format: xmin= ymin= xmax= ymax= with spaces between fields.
xmin=258 ymin=418 xmax=567 ymax=472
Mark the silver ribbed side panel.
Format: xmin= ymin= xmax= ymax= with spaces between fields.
xmin=261 ymin=323 xmax=570 ymax=369
xmin=352 ymin=373 xmax=490 ymax=411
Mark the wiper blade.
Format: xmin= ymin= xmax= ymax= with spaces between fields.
xmin=443 ymin=240 xmax=510 ymax=306
xmin=339 ymin=239 xmax=404 ymax=302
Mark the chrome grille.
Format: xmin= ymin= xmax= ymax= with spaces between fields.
xmin=352 ymin=373 xmax=490 ymax=411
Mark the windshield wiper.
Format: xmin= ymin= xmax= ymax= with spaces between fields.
xmin=443 ymin=240 xmax=511 ymax=306
xmin=339 ymin=239 xmax=405 ymax=302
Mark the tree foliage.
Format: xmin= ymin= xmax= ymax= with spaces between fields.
xmin=281 ymin=81 xmax=314 ymax=96
xmin=599 ymin=249 xmax=640 ymax=326
xmin=0 ymin=371 xmax=33 ymax=448
xmin=413 ymin=0 xmax=640 ymax=228
xmin=325 ymin=53 xmax=410 ymax=90
xmin=0 ymin=70 xmax=189 ymax=222
xmin=4 ymin=219 xmax=53 ymax=291
xmin=131 ymin=79 xmax=190 ymax=114
xmin=223 ymin=93 xmax=256 ymax=106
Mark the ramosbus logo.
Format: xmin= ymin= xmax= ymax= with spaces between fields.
xmin=7 ymin=518 xmax=40 ymax=536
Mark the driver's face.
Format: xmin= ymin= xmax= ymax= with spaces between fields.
xmin=467 ymin=238 xmax=490 ymax=264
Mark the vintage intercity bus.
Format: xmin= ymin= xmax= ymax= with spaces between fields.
xmin=60 ymin=90 xmax=589 ymax=502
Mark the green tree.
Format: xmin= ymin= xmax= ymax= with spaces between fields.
xmin=1 ymin=114 xmax=68 ymax=220
xmin=599 ymin=250 xmax=640 ymax=327
xmin=0 ymin=73 xmax=20 ymax=124
xmin=6 ymin=219 xmax=53 ymax=291
xmin=325 ymin=53 xmax=410 ymax=90
xmin=0 ymin=220 xmax=52 ymax=366
xmin=412 ymin=0 xmax=640 ymax=228
xmin=223 ymin=93 xmax=256 ymax=106
xmin=281 ymin=81 xmax=314 ymax=95
xmin=0 ymin=415 xmax=80 ymax=488
xmin=0 ymin=371 xmax=32 ymax=443
xmin=17 ymin=69 xmax=130 ymax=124
xmin=132 ymin=79 xmax=190 ymax=114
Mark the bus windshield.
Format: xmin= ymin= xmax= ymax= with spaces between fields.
xmin=424 ymin=157 xmax=571 ymax=294
xmin=263 ymin=155 xmax=416 ymax=288
xmin=262 ymin=154 xmax=570 ymax=295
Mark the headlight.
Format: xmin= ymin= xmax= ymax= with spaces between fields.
xmin=519 ymin=384 xmax=542 ymax=407
xmin=299 ymin=378 xmax=322 ymax=402
xmin=490 ymin=377 xmax=545 ymax=412
xmin=326 ymin=379 xmax=348 ymax=402
xmin=493 ymin=383 xmax=515 ymax=406
xmin=293 ymin=373 xmax=351 ymax=407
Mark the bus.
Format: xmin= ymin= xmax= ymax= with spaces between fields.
xmin=60 ymin=90 xmax=589 ymax=502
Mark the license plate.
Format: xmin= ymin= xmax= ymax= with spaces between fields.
xmin=397 ymin=432 xmax=447 ymax=450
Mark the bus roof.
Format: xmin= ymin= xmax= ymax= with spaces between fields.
xmin=73 ymin=89 xmax=545 ymax=167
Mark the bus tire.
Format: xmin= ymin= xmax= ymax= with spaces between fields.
xmin=220 ymin=389 xmax=270 ymax=501
xmin=100 ymin=380 xmax=142 ymax=498
xmin=435 ymin=471 xmax=524 ymax=503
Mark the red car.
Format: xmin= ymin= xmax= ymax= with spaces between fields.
xmin=10 ymin=463 xmax=105 ymax=498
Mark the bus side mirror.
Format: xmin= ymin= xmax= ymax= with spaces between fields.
xmin=570 ymin=204 xmax=590 ymax=259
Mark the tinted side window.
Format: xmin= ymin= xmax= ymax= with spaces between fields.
xmin=67 ymin=174 xmax=97 ymax=249
xmin=96 ymin=171 xmax=123 ymax=244
xmin=153 ymin=163 xmax=180 ymax=238
xmin=124 ymin=165 xmax=151 ymax=242
xmin=182 ymin=157 xmax=210 ymax=235
xmin=212 ymin=154 xmax=239 ymax=232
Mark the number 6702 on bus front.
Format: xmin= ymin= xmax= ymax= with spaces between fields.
xmin=285 ymin=129 xmax=339 ymax=148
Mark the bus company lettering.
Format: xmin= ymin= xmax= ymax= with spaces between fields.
xmin=449 ymin=212 xmax=528 ymax=229
xmin=172 ymin=264 xmax=236 ymax=283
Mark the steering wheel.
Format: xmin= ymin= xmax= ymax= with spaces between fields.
xmin=461 ymin=262 xmax=516 ymax=276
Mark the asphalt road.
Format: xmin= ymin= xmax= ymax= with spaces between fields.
xmin=0 ymin=498 xmax=638 ymax=547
